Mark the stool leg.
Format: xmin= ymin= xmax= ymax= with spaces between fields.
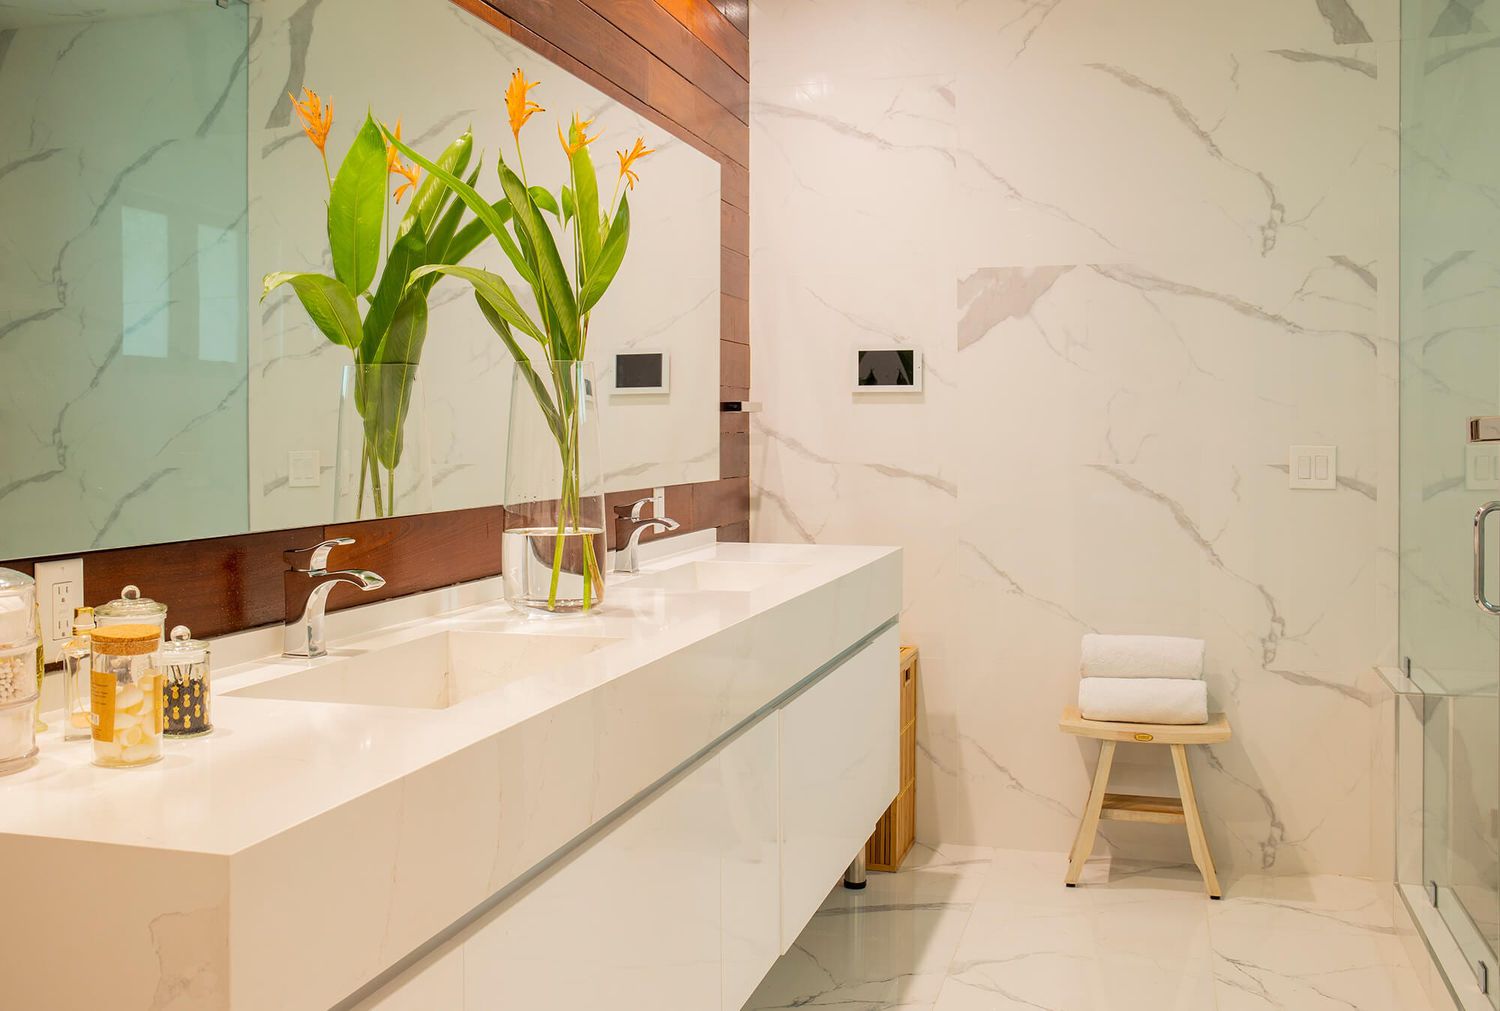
xmin=1170 ymin=744 xmax=1221 ymax=898
xmin=1066 ymin=740 xmax=1116 ymax=886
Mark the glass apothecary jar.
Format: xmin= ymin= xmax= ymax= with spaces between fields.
xmin=96 ymin=586 xmax=167 ymax=645
xmin=0 ymin=639 xmax=39 ymax=775
xmin=90 ymin=624 xmax=163 ymax=768
xmin=62 ymin=606 xmax=95 ymax=742
xmin=0 ymin=568 xmax=36 ymax=650
xmin=159 ymin=625 xmax=211 ymax=738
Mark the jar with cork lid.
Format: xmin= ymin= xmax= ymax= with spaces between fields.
xmin=90 ymin=624 xmax=163 ymax=768
xmin=95 ymin=586 xmax=167 ymax=646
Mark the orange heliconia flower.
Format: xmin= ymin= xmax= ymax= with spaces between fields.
xmin=615 ymin=137 xmax=654 ymax=191
xmin=289 ymin=87 xmax=333 ymax=152
xmin=505 ymin=69 xmax=543 ymax=139
xmin=383 ymin=119 xmax=421 ymax=203
xmin=557 ymin=113 xmax=600 ymax=158
xmin=392 ymin=161 xmax=420 ymax=204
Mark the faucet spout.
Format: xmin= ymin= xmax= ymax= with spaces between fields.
xmin=283 ymin=539 xmax=385 ymax=658
xmin=612 ymin=497 xmax=682 ymax=575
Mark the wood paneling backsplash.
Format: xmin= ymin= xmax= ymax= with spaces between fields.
xmin=1 ymin=0 xmax=750 ymax=638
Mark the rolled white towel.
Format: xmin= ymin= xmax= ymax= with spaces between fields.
xmin=1078 ymin=676 xmax=1208 ymax=725
xmin=1080 ymin=633 xmax=1204 ymax=680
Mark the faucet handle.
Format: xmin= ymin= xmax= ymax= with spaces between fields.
xmin=284 ymin=537 xmax=356 ymax=573
xmin=613 ymin=497 xmax=655 ymax=522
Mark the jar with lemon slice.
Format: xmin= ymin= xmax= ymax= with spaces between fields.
xmin=90 ymin=624 xmax=163 ymax=768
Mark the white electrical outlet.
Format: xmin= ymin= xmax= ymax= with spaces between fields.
xmin=34 ymin=558 xmax=83 ymax=663
xmin=287 ymin=450 xmax=321 ymax=488
xmin=1288 ymin=445 xmax=1337 ymax=490
xmin=652 ymin=486 xmax=667 ymax=519
xmin=1469 ymin=444 xmax=1500 ymax=491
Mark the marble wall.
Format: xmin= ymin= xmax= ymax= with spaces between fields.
xmin=751 ymin=0 xmax=1403 ymax=878
xmin=0 ymin=3 xmax=251 ymax=558
xmin=248 ymin=0 xmax=721 ymax=530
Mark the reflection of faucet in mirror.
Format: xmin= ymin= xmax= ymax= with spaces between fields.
xmin=613 ymin=498 xmax=681 ymax=575
xmin=283 ymin=538 xmax=386 ymax=658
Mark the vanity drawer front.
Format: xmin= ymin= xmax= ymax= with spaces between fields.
xmin=778 ymin=626 xmax=902 ymax=949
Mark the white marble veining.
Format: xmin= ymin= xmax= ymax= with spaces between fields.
xmin=747 ymin=845 xmax=1451 ymax=1011
xmin=0 ymin=541 xmax=898 ymax=1010
xmin=248 ymin=0 xmax=721 ymax=528
xmin=0 ymin=4 xmax=251 ymax=558
xmin=750 ymin=0 xmax=1400 ymax=879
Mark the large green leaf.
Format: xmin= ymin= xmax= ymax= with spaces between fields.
xmin=423 ymin=163 xmax=481 ymax=268
xmin=474 ymin=294 xmax=563 ymax=448
xmin=361 ymin=226 xmax=427 ymax=364
xmin=410 ymin=264 xmax=546 ymax=345
xmin=529 ymin=185 xmax=560 ymax=218
xmin=328 ymin=113 xmax=388 ymax=296
xmin=567 ymin=137 xmax=602 ymax=272
xmin=580 ymin=192 xmax=630 ymax=314
xmin=499 ymin=161 xmax=580 ymax=359
xmin=262 ymin=272 xmax=362 ymax=351
xmin=381 ymin=122 xmax=536 ymax=289
xmin=397 ymin=130 xmax=473 ymax=241
xmin=364 ymin=289 xmax=429 ymax=471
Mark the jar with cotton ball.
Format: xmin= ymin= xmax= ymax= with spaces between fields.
xmin=90 ymin=624 xmax=164 ymax=768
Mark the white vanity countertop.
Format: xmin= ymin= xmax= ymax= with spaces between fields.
xmin=0 ymin=540 xmax=901 ymax=1011
xmin=0 ymin=542 xmax=896 ymax=854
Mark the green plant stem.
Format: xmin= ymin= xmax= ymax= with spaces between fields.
xmin=357 ymin=441 xmax=369 ymax=521
xmin=368 ymin=450 xmax=386 ymax=519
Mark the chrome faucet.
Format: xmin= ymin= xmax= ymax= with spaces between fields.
xmin=613 ymin=497 xmax=681 ymax=574
xmin=283 ymin=537 xmax=386 ymax=658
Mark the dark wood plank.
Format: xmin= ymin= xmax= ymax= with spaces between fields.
xmin=483 ymin=0 xmax=749 ymax=165
xmin=723 ymin=293 xmax=749 ymax=345
xmin=710 ymin=0 xmax=748 ymax=35
xmin=312 ymin=506 xmax=506 ymax=615
xmin=721 ymin=339 xmax=750 ymax=394
xmin=720 ymin=411 xmax=749 ymax=479
xmin=717 ymin=519 xmax=750 ymax=543
xmin=576 ymin=0 xmax=748 ymax=121
xmin=0 ymin=526 xmax=322 ymax=640
xmin=653 ymin=0 xmax=749 ymax=79
xmin=722 ymin=160 xmax=749 ymax=212
xmin=693 ymin=477 xmax=750 ymax=529
xmin=722 ymin=200 xmax=748 ymax=256
xmin=721 ymin=248 xmax=749 ymax=301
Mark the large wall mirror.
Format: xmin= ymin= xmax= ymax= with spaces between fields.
xmin=0 ymin=0 xmax=722 ymax=560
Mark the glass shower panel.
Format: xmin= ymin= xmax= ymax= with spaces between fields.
xmin=1399 ymin=0 xmax=1500 ymax=1001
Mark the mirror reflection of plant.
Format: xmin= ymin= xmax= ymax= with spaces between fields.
xmin=386 ymin=69 xmax=652 ymax=611
xmin=261 ymin=88 xmax=495 ymax=518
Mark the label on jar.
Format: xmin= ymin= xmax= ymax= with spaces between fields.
xmin=150 ymin=668 xmax=163 ymax=736
xmin=90 ymin=670 xmax=116 ymax=742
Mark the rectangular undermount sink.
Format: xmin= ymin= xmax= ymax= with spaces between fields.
xmin=227 ymin=631 xmax=617 ymax=710
xmin=621 ymin=560 xmax=809 ymax=594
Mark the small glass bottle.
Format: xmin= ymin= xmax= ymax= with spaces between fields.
xmin=95 ymin=585 xmax=168 ymax=646
xmin=62 ymin=606 xmax=95 ymax=742
xmin=90 ymin=624 xmax=163 ymax=768
xmin=159 ymin=625 xmax=211 ymax=739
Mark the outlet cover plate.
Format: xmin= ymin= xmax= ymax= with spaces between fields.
xmin=1289 ymin=445 xmax=1337 ymax=490
xmin=34 ymin=557 xmax=83 ymax=664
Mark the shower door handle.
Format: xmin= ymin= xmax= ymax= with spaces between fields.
xmin=1475 ymin=502 xmax=1500 ymax=615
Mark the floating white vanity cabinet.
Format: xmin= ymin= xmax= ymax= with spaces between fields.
xmin=778 ymin=625 xmax=901 ymax=948
xmin=358 ymin=628 xmax=897 ymax=1011
xmin=0 ymin=543 xmax=902 ymax=1011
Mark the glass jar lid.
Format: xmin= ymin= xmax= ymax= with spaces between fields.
xmin=159 ymin=625 xmax=207 ymax=665
xmin=0 ymin=568 xmax=34 ymax=597
xmin=96 ymin=585 xmax=166 ymax=620
xmin=91 ymin=624 xmax=161 ymax=656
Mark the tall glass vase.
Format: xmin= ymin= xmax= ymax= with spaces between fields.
xmin=503 ymin=361 xmax=607 ymax=614
xmin=333 ymin=363 xmax=433 ymax=522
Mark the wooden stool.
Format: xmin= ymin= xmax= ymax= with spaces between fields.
xmin=1058 ymin=704 xmax=1232 ymax=898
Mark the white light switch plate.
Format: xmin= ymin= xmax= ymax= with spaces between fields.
xmin=288 ymin=450 xmax=321 ymax=488
xmin=1288 ymin=445 xmax=1337 ymax=490
xmin=34 ymin=558 xmax=83 ymax=663
xmin=1469 ymin=444 xmax=1500 ymax=491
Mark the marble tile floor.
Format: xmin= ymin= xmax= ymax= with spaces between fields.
xmin=744 ymin=843 xmax=1443 ymax=1011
